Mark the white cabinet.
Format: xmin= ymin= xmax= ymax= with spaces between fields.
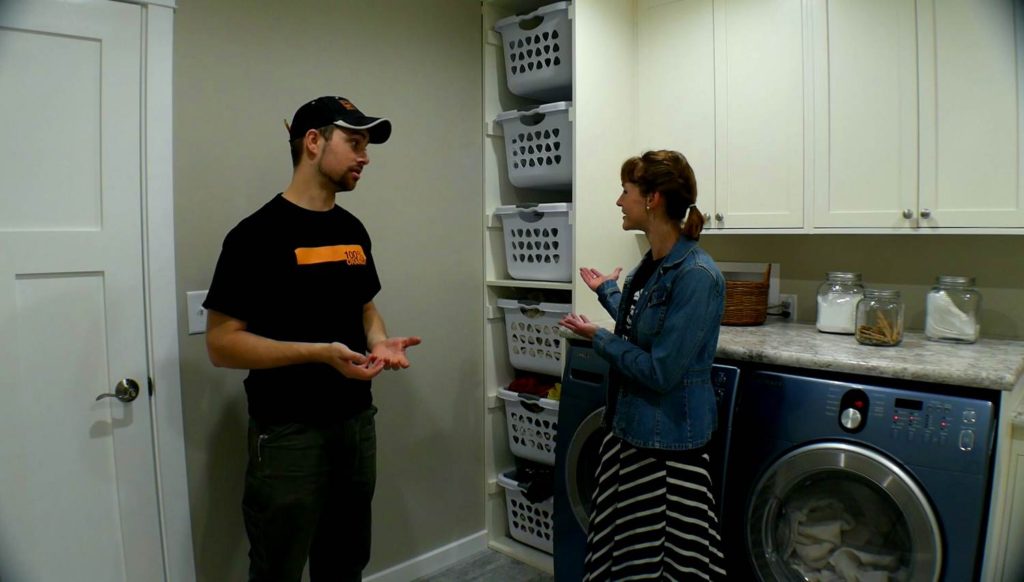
xmin=814 ymin=0 xmax=1023 ymax=230
xmin=811 ymin=0 xmax=919 ymax=228
xmin=713 ymin=0 xmax=806 ymax=229
xmin=999 ymin=428 xmax=1024 ymax=581
xmin=640 ymin=0 xmax=1023 ymax=232
xmin=637 ymin=0 xmax=716 ymax=223
xmin=637 ymin=0 xmax=805 ymax=230
xmin=917 ymin=0 xmax=1024 ymax=228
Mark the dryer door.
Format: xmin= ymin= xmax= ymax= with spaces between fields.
xmin=566 ymin=407 xmax=606 ymax=531
xmin=747 ymin=442 xmax=941 ymax=582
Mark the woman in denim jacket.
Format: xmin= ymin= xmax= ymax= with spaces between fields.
xmin=560 ymin=150 xmax=726 ymax=581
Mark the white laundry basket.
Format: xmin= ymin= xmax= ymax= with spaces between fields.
xmin=494 ymin=204 xmax=573 ymax=282
xmin=494 ymin=102 xmax=572 ymax=190
xmin=498 ymin=470 xmax=554 ymax=554
xmin=497 ymin=299 xmax=570 ymax=376
xmin=494 ymin=1 xmax=572 ymax=101
xmin=498 ymin=388 xmax=559 ymax=465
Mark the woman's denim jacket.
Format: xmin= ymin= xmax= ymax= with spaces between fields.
xmin=591 ymin=237 xmax=725 ymax=450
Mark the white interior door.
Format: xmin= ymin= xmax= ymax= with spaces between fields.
xmin=0 ymin=2 xmax=165 ymax=580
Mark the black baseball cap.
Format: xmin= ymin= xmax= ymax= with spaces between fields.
xmin=288 ymin=96 xmax=392 ymax=144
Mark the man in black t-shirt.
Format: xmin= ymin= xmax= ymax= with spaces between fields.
xmin=204 ymin=96 xmax=420 ymax=582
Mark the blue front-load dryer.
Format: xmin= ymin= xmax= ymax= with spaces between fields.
xmin=722 ymin=367 xmax=998 ymax=582
xmin=553 ymin=338 xmax=608 ymax=582
xmin=553 ymin=337 xmax=739 ymax=582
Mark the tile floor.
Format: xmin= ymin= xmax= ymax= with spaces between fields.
xmin=412 ymin=550 xmax=553 ymax=581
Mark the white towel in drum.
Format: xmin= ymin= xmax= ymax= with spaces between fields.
xmin=784 ymin=496 xmax=907 ymax=581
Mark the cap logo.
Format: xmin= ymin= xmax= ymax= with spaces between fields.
xmin=337 ymin=98 xmax=356 ymax=111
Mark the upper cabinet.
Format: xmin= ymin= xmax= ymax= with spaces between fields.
xmin=816 ymin=0 xmax=1023 ymax=229
xmin=638 ymin=0 xmax=806 ymax=230
xmin=917 ymin=0 xmax=1024 ymax=228
xmin=713 ymin=0 xmax=806 ymax=229
xmin=637 ymin=0 xmax=716 ymax=222
xmin=812 ymin=0 xmax=919 ymax=228
xmin=639 ymin=0 xmax=1023 ymax=232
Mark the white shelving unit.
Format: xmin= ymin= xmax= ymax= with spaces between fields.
xmin=481 ymin=0 xmax=641 ymax=572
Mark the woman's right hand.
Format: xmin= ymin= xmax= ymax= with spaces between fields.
xmin=579 ymin=267 xmax=622 ymax=292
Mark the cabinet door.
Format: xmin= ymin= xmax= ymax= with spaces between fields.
xmin=636 ymin=0 xmax=716 ymax=225
xmin=714 ymin=0 xmax=805 ymax=228
xmin=918 ymin=0 xmax=1023 ymax=227
xmin=812 ymin=0 xmax=918 ymax=228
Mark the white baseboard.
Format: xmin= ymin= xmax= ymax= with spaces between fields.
xmin=364 ymin=531 xmax=489 ymax=582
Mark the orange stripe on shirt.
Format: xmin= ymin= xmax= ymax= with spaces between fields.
xmin=294 ymin=245 xmax=367 ymax=266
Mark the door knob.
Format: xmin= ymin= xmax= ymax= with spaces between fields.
xmin=920 ymin=208 xmax=932 ymax=219
xmin=715 ymin=213 xmax=724 ymax=221
xmin=96 ymin=378 xmax=140 ymax=403
xmin=902 ymin=209 xmax=913 ymax=219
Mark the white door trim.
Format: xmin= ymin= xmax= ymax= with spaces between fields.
xmin=141 ymin=4 xmax=196 ymax=581
xmin=117 ymin=0 xmax=178 ymax=9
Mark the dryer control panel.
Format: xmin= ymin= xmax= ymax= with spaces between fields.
xmin=763 ymin=372 xmax=999 ymax=475
xmin=887 ymin=396 xmax=982 ymax=451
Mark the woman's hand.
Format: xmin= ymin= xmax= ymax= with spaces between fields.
xmin=579 ymin=267 xmax=622 ymax=292
xmin=559 ymin=313 xmax=599 ymax=340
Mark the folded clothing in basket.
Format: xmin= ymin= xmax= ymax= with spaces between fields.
xmin=508 ymin=375 xmax=558 ymax=398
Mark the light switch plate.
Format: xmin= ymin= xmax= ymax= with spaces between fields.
xmin=186 ymin=290 xmax=208 ymax=335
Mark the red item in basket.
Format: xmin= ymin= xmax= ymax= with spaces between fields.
xmin=507 ymin=376 xmax=554 ymax=398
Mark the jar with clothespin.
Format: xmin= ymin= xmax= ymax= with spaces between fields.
xmin=855 ymin=289 xmax=904 ymax=347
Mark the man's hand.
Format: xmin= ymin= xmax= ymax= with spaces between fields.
xmin=369 ymin=336 xmax=422 ymax=371
xmin=323 ymin=342 xmax=384 ymax=380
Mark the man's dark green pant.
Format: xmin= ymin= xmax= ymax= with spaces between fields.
xmin=243 ymin=406 xmax=377 ymax=582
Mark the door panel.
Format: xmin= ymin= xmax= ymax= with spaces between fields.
xmin=0 ymin=26 xmax=102 ymax=230
xmin=0 ymin=2 xmax=164 ymax=580
xmin=919 ymin=0 xmax=1023 ymax=227
xmin=637 ymin=0 xmax=716 ymax=223
xmin=813 ymin=0 xmax=918 ymax=228
xmin=715 ymin=0 xmax=805 ymax=228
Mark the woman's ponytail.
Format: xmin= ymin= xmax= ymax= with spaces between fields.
xmin=682 ymin=204 xmax=704 ymax=240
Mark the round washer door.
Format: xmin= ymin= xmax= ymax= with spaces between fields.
xmin=566 ymin=407 xmax=606 ymax=531
xmin=747 ymin=442 xmax=941 ymax=582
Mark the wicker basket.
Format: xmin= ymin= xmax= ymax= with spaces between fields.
xmin=722 ymin=264 xmax=771 ymax=326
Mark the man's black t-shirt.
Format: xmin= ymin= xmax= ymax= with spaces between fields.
xmin=204 ymin=194 xmax=381 ymax=424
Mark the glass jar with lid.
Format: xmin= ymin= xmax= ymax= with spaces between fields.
xmin=855 ymin=289 xmax=904 ymax=346
xmin=816 ymin=272 xmax=864 ymax=334
xmin=925 ymin=275 xmax=981 ymax=343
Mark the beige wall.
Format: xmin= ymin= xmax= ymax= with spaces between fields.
xmin=173 ymin=1 xmax=483 ymax=579
xmin=701 ymin=235 xmax=1024 ymax=340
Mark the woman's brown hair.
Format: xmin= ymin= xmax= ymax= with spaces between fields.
xmin=620 ymin=150 xmax=704 ymax=240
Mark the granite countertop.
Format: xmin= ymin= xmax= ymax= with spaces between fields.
xmin=717 ymin=320 xmax=1024 ymax=391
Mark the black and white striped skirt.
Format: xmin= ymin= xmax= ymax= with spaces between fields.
xmin=582 ymin=432 xmax=727 ymax=581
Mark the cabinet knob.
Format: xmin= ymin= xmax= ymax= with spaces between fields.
xmin=715 ymin=213 xmax=724 ymax=222
xmin=703 ymin=213 xmax=711 ymax=222
xmin=902 ymin=209 xmax=913 ymax=219
xmin=920 ymin=208 xmax=932 ymax=219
